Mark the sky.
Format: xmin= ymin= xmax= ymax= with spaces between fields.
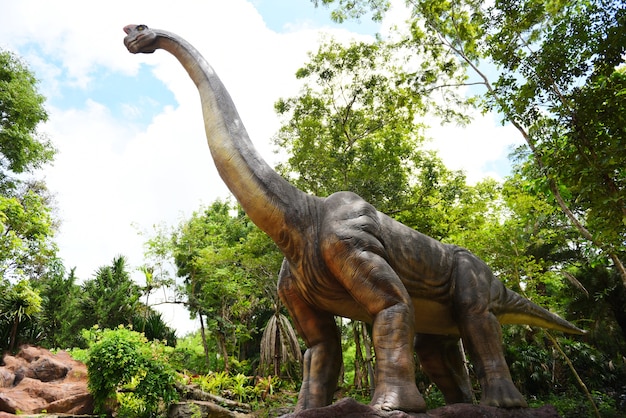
xmin=0 ymin=0 xmax=521 ymax=335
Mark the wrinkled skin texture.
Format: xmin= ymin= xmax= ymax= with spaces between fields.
xmin=123 ymin=25 xmax=585 ymax=414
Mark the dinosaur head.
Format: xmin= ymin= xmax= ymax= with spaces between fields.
xmin=123 ymin=24 xmax=158 ymax=54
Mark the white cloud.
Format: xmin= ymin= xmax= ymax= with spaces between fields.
xmin=425 ymin=112 xmax=523 ymax=184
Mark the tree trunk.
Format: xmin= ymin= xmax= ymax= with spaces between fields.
xmin=361 ymin=322 xmax=375 ymax=397
xmin=198 ymin=313 xmax=211 ymax=370
xmin=8 ymin=315 xmax=19 ymax=352
xmin=274 ymin=320 xmax=281 ymax=377
xmin=352 ymin=321 xmax=366 ymax=391
xmin=218 ymin=331 xmax=230 ymax=373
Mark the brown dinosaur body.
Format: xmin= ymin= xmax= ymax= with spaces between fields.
xmin=124 ymin=25 xmax=585 ymax=413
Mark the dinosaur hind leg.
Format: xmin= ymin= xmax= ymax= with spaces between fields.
xmin=452 ymin=252 xmax=528 ymax=408
xmin=414 ymin=333 xmax=474 ymax=404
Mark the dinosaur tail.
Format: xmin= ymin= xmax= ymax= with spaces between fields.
xmin=493 ymin=286 xmax=586 ymax=335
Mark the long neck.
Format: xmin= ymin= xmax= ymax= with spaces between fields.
xmin=153 ymin=30 xmax=304 ymax=240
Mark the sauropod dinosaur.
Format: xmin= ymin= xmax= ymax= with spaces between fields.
xmin=123 ymin=24 xmax=586 ymax=413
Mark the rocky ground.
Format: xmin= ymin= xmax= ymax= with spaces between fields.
xmin=0 ymin=346 xmax=93 ymax=416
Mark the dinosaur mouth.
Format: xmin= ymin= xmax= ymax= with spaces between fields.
xmin=124 ymin=33 xmax=146 ymax=53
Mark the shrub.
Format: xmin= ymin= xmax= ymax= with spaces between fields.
xmin=85 ymin=326 xmax=179 ymax=417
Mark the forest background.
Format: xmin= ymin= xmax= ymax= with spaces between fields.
xmin=1 ymin=0 xmax=625 ymax=417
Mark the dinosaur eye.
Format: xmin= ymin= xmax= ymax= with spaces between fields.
xmin=136 ymin=24 xmax=148 ymax=31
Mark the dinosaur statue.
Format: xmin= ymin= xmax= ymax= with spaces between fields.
xmin=123 ymin=24 xmax=586 ymax=413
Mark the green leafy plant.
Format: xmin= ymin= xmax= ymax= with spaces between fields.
xmin=229 ymin=373 xmax=253 ymax=402
xmin=85 ymin=326 xmax=179 ymax=417
xmin=188 ymin=402 xmax=202 ymax=418
xmin=194 ymin=371 xmax=230 ymax=395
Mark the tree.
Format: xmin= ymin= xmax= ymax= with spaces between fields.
xmin=0 ymin=278 xmax=42 ymax=352
xmin=311 ymin=0 xmax=626 ymax=288
xmin=131 ymin=311 xmax=177 ymax=347
xmin=37 ymin=261 xmax=84 ymax=349
xmin=0 ymin=181 xmax=57 ymax=280
xmin=274 ymin=39 xmax=426 ymax=214
xmin=0 ymin=50 xmax=54 ymax=184
xmin=259 ymin=309 xmax=302 ymax=378
xmin=1 ymin=50 xmax=57 ymax=282
xmin=171 ymin=200 xmax=282 ymax=372
xmin=80 ymin=256 xmax=142 ymax=330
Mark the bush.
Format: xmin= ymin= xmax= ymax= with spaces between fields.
xmin=85 ymin=326 xmax=179 ymax=417
xmin=530 ymin=390 xmax=620 ymax=418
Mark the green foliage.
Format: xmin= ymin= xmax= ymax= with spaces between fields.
xmin=422 ymin=385 xmax=446 ymax=410
xmin=502 ymin=325 xmax=625 ymax=414
xmin=80 ymin=256 xmax=142 ymax=330
xmin=0 ymin=50 xmax=58 ymax=283
xmin=191 ymin=372 xmax=288 ymax=405
xmin=274 ymin=39 xmax=425 ymax=214
xmin=312 ymin=0 xmax=390 ymax=23
xmin=85 ymin=326 xmax=179 ymax=417
xmin=505 ymin=334 xmax=553 ymax=395
xmin=171 ymin=199 xmax=281 ymax=371
xmin=0 ymin=50 xmax=54 ymax=177
xmin=0 ymin=181 xmax=57 ymax=280
xmin=559 ymin=338 xmax=623 ymax=391
xmin=564 ymin=263 xmax=626 ymax=358
xmin=37 ymin=262 xmax=85 ymax=349
xmin=168 ymin=332 xmax=213 ymax=374
xmin=530 ymin=390 xmax=619 ymax=418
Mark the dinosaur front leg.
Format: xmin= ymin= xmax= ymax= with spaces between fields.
xmin=324 ymin=246 xmax=425 ymax=412
xmin=370 ymin=302 xmax=426 ymax=412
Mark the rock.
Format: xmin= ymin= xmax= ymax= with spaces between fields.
xmin=279 ymin=398 xmax=562 ymax=418
xmin=18 ymin=356 xmax=69 ymax=382
xmin=0 ymin=346 xmax=93 ymax=416
xmin=0 ymin=368 xmax=14 ymax=388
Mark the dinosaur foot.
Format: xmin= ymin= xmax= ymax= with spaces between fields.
xmin=370 ymin=383 xmax=427 ymax=413
xmin=480 ymin=377 xmax=528 ymax=408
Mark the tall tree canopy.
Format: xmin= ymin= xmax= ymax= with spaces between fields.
xmin=0 ymin=50 xmax=57 ymax=281
xmin=80 ymin=256 xmax=142 ymax=330
xmin=274 ymin=39 xmax=424 ymax=213
xmin=312 ymin=0 xmax=626 ymax=287
xmin=0 ymin=50 xmax=54 ymax=184
xmin=274 ymin=38 xmax=499 ymax=238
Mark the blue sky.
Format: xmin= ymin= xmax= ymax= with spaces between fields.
xmin=254 ymin=0 xmax=380 ymax=33
xmin=0 ymin=0 xmax=521 ymax=335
